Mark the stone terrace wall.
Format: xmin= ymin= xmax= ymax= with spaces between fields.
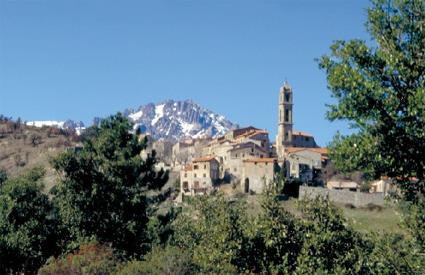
xmin=299 ymin=186 xmax=385 ymax=207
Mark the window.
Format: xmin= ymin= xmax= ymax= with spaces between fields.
xmin=236 ymin=154 xmax=238 ymax=158
xmin=251 ymin=148 xmax=254 ymax=153
xmin=183 ymin=182 xmax=189 ymax=190
xmin=285 ymin=93 xmax=290 ymax=102
xmin=204 ymin=164 xmax=207 ymax=169
xmin=184 ymin=173 xmax=187 ymax=178
xmin=194 ymin=181 xmax=199 ymax=188
xmin=194 ymin=165 xmax=199 ymax=170
xmin=203 ymin=173 xmax=206 ymax=178
xmin=194 ymin=173 xmax=197 ymax=178
xmin=285 ymin=109 xmax=289 ymax=122
xmin=285 ymin=132 xmax=289 ymax=141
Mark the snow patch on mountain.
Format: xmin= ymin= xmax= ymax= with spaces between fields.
xmin=128 ymin=110 xmax=143 ymax=121
xmin=125 ymin=99 xmax=238 ymax=141
xmin=151 ymin=104 xmax=165 ymax=126
xmin=26 ymin=121 xmax=65 ymax=128
xmin=25 ymin=120 xmax=85 ymax=135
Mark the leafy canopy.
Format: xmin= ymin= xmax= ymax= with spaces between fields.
xmin=0 ymin=167 xmax=60 ymax=274
xmin=52 ymin=113 xmax=168 ymax=257
xmin=319 ymin=0 xmax=425 ymax=199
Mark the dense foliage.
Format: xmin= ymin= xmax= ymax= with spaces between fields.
xmin=319 ymin=0 xmax=425 ymax=199
xmin=51 ymin=113 xmax=169 ymax=257
xmin=0 ymin=168 xmax=60 ymax=274
xmin=115 ymin=192 xmax=424 ymax=274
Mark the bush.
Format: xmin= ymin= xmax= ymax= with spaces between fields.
xmin=38 ymin=243 xmax=119 ymax=275
xmin=117 ymin=246 xmax=195 ymax=275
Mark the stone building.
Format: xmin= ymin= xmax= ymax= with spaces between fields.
xmin=276 ymin=81 xmax=294 ymax=159
xmin=180 ymin=156 xmax=219 ymax=196
xmin=275 ymin=81 xmax=320 ymax=159
xmin=274 ymin=81 xmax=327 ymax=183
xmin=291 ymin=131 xmax=318 ymax=148
xmin=285 ymin=147 xmax=328 ymax=182
xmin=172 ymin=138 xmax=211 ymax=167
xmin=241 ymin=158 xmax=276 ymax=194
xmin=178 ymin=81 xmax=330 ymax=196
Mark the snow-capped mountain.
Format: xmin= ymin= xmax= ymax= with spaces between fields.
xmin=125 ymin=99 xmax=238 ymax=140
xmin=26 ymin=120 xmax=85 ymax=135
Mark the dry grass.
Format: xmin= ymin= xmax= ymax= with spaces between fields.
xmin=0 ymin=122 xmax=78 ymax=192
xmin=241 ymin=194 xmax=403 ymax=235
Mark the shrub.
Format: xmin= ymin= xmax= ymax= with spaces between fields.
xmin=117 ymin=246 xmax=195 ymax=275
xmin=38 ymin=243 xmax=119 ymax=275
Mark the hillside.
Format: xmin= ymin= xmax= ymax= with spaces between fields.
xmin=0 ymin=119 xmax=79 ymax=190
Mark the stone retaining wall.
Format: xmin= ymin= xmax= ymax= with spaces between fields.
xmin=299 ymin=186 xmax=385 ymax=207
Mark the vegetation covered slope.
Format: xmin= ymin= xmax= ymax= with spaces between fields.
xmin=0 ymin=117 xmax=79 ymax=191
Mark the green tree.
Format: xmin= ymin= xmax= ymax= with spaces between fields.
xmin=295 ymin=196 xmax=372 ymax=274
xmin=172 ymin=195 xmax=246 ymax=274
xmin=0 ymin=167 xmax=60 ymax=274
xmin=247 ymin=188 xmax=302 ymax=273
xmin=52 ymin=113 xmax=168 ymax=258
xmin=319 ymin=0 xmax=425 ymax=199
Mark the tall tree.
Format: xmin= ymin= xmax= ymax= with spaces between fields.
xmin=52 ymin=113 xmax=168 ymax=258
xmin=319 ymin=0 xmax=425 ymax=199
xmin=0 ymin=167 xmax=60 ymax=274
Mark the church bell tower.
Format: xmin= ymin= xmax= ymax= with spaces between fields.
xmin=276 ymin=81 xmax=293 ymax=159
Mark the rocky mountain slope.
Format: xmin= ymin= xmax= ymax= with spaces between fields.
xmin=21 ymin=100 xmax=238 ymax=141
xmin=124 ymin=100 xmax=238 ymax=141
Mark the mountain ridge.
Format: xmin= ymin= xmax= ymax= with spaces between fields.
xmin=22 ymin=99 xmax=239 ymax=141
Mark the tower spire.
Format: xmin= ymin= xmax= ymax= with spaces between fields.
xmin=276 ymin=80 xmax=293 ymax=159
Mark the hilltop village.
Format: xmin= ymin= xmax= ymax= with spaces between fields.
xmin=168 ymin=82 xmax=330 ymax=197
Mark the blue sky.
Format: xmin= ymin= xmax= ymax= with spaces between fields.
xmin=0 ymin=0 xmax=371 ymax=146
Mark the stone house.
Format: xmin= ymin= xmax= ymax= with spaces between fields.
xmin=180 ymin=156 xmax=219 ymax=196
xmin=172 ymin=138 xmax=210 ymax=167
xmin=284 ymin=147 xmax=327 ymax=182
xmin=241 ymin=158 xmax=276 ymax=194
xmin=291 ymin=131 xmax=318 ymax=148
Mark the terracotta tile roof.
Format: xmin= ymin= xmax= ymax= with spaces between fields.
xmin=312 ymin=147 xmax=329 ymax=155
xmin=233 ymin=126 xmax=260 ymax=138
xmin=380 ymin=176 xmax=418 ymax=181
xmin=292 ymin=131 xmax=313 ymax=137
xmin=228 ymin=142 xmax=268 ymax=153
xmin=236 ymin=129 xmax=268 ymax=139
xmin=193 ymin=155 xmax=217 ymax=163
xmin=182 ymin=165 xmax=193 ymax=171
xmin=243 ymin=157 xmax=276 ymax=163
